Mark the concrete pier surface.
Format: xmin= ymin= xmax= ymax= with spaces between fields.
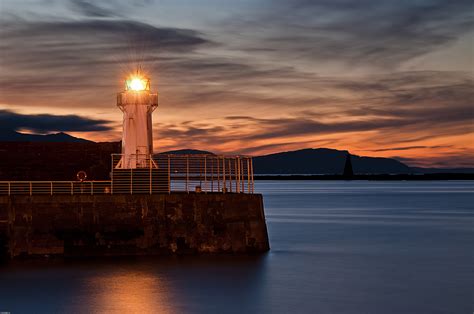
xmin=0 ymin=193 xmax=269 ymax=258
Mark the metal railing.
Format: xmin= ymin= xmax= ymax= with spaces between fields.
xmin=0 ymin=154 xmax=254 ymax=195
xmin=111 ymin=154 xmax=254 ymax=194
xmin=0 ymin=181 xmax=112 ymax=196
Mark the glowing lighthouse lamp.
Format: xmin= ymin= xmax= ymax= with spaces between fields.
xmin=116 ymin=73 xmax=158 ymax=169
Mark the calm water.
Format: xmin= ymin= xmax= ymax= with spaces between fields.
xmin=1 ymin=181 xmax=473 ymax=313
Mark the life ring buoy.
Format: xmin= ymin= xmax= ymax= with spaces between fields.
xmin=76 ymin=171 xmax=87 ymax=182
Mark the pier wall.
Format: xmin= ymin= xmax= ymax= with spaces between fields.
xmin=0 ymin=193 xmax=269 ymax=258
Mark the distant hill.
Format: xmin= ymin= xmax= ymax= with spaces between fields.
xmin=253 ymin=148 xmax=412 ymax=174
xmin=411 ymin=167 xmax=474 ymax=174
xmin=0 ymin=132 xmax=471 ymax=176
xmin=158 ymin=148 xmax=472 ymax=175
xmin=0 ymin=141 xmax=120 ymax=180
xmin=0 ymin=130 xmax=92 ymax=143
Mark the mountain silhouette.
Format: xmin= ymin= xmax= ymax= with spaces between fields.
xmin=253 ymin=148 xmax=411 ymax=174
xmin=0 ymin=130 xmax=92 ymax=143
xmin=0 ymin=141 xmax=120 ymax=180
xmin=0 ymin=130 xmax=471 ymax=176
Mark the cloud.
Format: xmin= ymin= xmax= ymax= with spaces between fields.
xmin=0 ymin=2 xmax=472 ymax=167
xmin=67 ymin=0 xmax=156 ymax=17
xmin=0 ymin=17 xmax=213 ymax=112
xmin=395 ymin=154 xmax=474 ymax=168
xmin=149 ymin=70 xmax=473 ymax=167
xmin=0 ymin=109 xmax=112 ymax=133
xmin=0 ymin=18 xmax=210 ymax=96
xmin=222 ymin=0 xmax=474 ymax=67
xmin=217 ymin=72 xmax=474 ymax=142
xmin=1 ymin=19 xmax=208 ymax=59
xmin=68 ymin=0 xmax=115 ymax=17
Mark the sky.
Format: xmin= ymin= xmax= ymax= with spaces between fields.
xmin=0 ymin=0 xmax=473 ymax=167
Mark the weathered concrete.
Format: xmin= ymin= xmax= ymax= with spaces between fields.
xmin=0 ymin=193 xmax=269 ymax=258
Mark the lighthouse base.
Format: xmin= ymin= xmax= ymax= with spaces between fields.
xmin=0 ymin=193 xmax=269 ymax=259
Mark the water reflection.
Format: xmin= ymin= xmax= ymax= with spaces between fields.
xmin=85 ymin=270 xmax=174 ymax=314
xmin=0 ymin=255 xmax=269 ymax=313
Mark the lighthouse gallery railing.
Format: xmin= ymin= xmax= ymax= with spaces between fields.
xmin=0 ymin=154 xmax=255 ymax=195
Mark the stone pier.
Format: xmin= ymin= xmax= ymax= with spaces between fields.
xmin=0 ymin=193 xmax=269 ymax=258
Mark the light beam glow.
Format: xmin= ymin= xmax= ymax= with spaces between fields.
xmin=126 ymin=76 xmax=150 ymax=91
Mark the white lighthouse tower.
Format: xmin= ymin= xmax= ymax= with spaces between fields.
xmin=116 ymin=71 xmax=158 ymax=168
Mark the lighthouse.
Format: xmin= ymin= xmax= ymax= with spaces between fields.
xmin=116 ymin=71 xmax=158 ymax=168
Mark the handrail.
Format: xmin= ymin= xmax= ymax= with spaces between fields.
xmin=0 ymin=154 xmax=255 ymax=196
xmin=0 ymin=181 xmax=112 ymax=196
xmin=0 ymin=180 xmax=112 ymax=183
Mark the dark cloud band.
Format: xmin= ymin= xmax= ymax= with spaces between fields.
xmin=0 ymin=110 xmax=112 ymax=134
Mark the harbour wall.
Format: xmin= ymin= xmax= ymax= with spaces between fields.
xmin=0 ymin=193 xmax=269 ymax=258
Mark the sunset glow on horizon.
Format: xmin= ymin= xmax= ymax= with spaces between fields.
xmin=0 ymin=0 xmax=473 ymax=167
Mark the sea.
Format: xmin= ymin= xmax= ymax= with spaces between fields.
xmin=1 ymin=181 xmax=473 ymax=314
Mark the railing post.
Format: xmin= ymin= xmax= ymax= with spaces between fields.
xmin=222 ymin=157 xmax=226 ymax=193
xmin=204 ymin=156 xmax=207 ymax=193
xmin=71 ymin=182 xmax=73 ymax=195
xmin=228 ymin=159 xmax=232 ymax=193
xmin=186 ymin=155 xmax=189 ymax=193
xmin=130 ymin=169 xmax=133 ymax=195
xmin=241 ymin=159 xmax=244 ymax=193
xmin=236 ymin=158 xmax=240 ymax=193
xmin=91 ymin=181 xmax=93 ymax=195
xmin=8 ymin=182 xmax=11 ymax=196
xmin=29 ymin=182 xmax=32 ymax=196
xmin=50 ymin=182 xmax=53 ymax=195
xmin=247 ymin=158 xmax=250 ymax=193
xmin=168 ymin=155 xmax=171 ymax=194
xmin=149 ymin=155 xmax=152 ymax=195
xmin=211 ymin=157 xmax=214 ymax=192
xmin=111 ymin=154 xmax=114 ymax=195
xmin=217 ymin=157 xmax=220 ymax=192
xmin=250 ymin=158 xmax=254 ymax=193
